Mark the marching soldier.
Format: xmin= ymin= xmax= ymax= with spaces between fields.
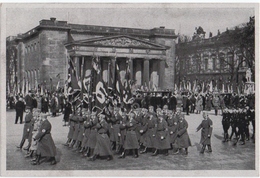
xmin=152 ymin=116 xmax=171 ymax=156
xmin=31 ymin=113 xmax=57 ymax=165
xmin=89 ymin=114 xmax=113 ymax=161
xmin=119 ymin=112 xmax=139 ymax=158
xmin=196 ymin=112 xmax=213 ymax=153
xmin=174 ymin=114 xmax=191 ymax=155
xmin=229 ymin=109 xmax=239 ymax=141
xmin=166 ymin=110 xmax=179 ymax=153
xmin=85 ymin=112 xmax=99 ymax=158
xmin=63 ymin=111 xmax=75 ymax=146
xmin=140 ymin=109 xmax=157 ymax=154
xmin=222 ymin=108 xmax=230 ymax=142
xmin=17 ymin=108 xmax=33 ymax=149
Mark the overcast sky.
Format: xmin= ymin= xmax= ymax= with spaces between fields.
xmin=5 ymin=4 xmax=255 ymax=38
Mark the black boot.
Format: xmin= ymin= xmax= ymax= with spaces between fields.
xmin=184 ymin=148 xmax=188 ymax=155
xmin=140 ymin=146 xmax=147 ymax=154
xmin=63 ymin=139 xmax=71 ymax=146
xmin=164 ymin=149 xmax=169 ymax=156
xmin=31 ymin=155 xmax=41 ymax=165
xmin=82 ymin=147 xmax=89 ymax=157
xmin=207 ymin=145 xmax=212 ymax=152
xmin=200 ymin=145 xmax=206 ymax=154
xmin=222 ymin=133 xmax=227 ymax=142
xmin=107 ymin=155 xmax=113 ymax=161
xmin=17 ymin=138 xmax=25 ymax=149
xmin=133 ymin=149 xmax=139 ymax=158
xmin=118 ymin=150 xmax=125 ymax=158
xmin=79 ymin=147 xmax=85 ymax=153
xmin=69 ymin=140 xmax=76 ymax=148
xmin=116 ymin=145 xmax=121 ymax=154
xmin=88 ymin=154 xmax=97 ymax=161
xmin=25 ymin=150 xmax=34 ymax=158
xmin=23 ymin=143 xmax=31 ymax=151
xmin=50 ymin=157 xmax=57 ymax=165
xmin=152 ymin=149 xmax=158 ymax=156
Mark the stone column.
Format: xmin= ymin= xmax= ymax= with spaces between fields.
xmin=128 ymin=57 xmax=134 ymax=81
xmin=143 ymin=59 xmax=150 ymax=88
xmin=109 ymin=57 xmax=116 ymax=87
xmin=159 ymin=60 xmax=165 ymax=89
xmin=73 ymin=56 xmax=80 ymax=81
xmin=135 ymin=59 xmax=142 ymax=86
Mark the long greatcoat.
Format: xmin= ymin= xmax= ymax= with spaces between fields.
xmin=197 ymin=118 xmax=213 ymax=145
xmin=34 ymin=119 xmax=56 ymax=157
xmin=154 ymin=119 xmax=171 ymax=150
xmin=93 ymin=120 xmax=113 ymax=156
xmin=167 ymin=114 xmax=178 ymax=144
xmin=22 ymin=112 xmax=33 ymax=139
xmin=123 ymin=118 xmax=139 ymax=149
xmin=142 ymin=114 xmax=157 ymax=148
xmin=176 ymin=118 xmax=191 ymax=148
xmin=195 ymin=97 xmax=203 ymax=111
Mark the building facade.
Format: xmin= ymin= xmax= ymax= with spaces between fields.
xmin=175 ymin=26 xmax=254 ymax=94
xmin=7 ymin=18 xmax=177 ymax=94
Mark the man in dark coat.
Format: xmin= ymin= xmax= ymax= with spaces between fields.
xmin=41 ymin=93 xmax=49 ymax=113
xmin=175 ymin=114 xmax=191 ymax=155
xmin=196 ymin=112 xmax=213 ymax=153
xmin=190 ymin=95 xmax=196 ymax=113
xmin=186 ymin=96 xmax=191 ymax=115
xmin=169 ymin=94 xmax=177 ymax=113
xmin=222 ymin=109 xmax=230 ymax=142
xmin=17 ymin=108 xmax=33 ymax=149
xmin=24 ymin=91 xmax=33 ymax=111
xmin=15 ymin=97 xmax=25 ymax=124
xmin=32 ymin=114 xmax=57 ymax=165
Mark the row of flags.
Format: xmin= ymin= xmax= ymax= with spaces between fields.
xmin=174 ymin=80 xmax=254 ymax=95
xmin=66 ymin=55 xmax=133 ymax=111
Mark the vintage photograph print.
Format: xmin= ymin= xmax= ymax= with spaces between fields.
xmin=2 ymin=3 xmax=258 ymax=177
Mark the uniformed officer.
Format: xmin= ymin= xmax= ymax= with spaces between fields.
xmin=31 ymin=113 xmax=57 ymax=165
xmin=196 ymin=112 xmax=213 ymax=153
xmin=222 ymin=108 xmax=230 ymax=142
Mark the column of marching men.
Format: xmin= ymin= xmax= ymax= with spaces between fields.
xmin=11 ymin=90 xmax=255 ymax=165
xmin=222 ymin=107 xmax=255 ymax=145
xmin=62 ymin=104 xmax=211 ymax=162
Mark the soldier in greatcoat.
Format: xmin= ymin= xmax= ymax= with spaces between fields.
xmin=17 ymin=108 xmax=33 ymax=149
xmin=85 ymin=112 xmax=99 ymax=158
xmin=196 ymin=112 xmax=213 ymax=153
xmin=63 ymin=112 xmax=75 ymax=146
xmin=89 ymin=114 xmax=113 ymax=161
xmin=139 ymin=110 xmax=157 ymax=154
xmin=222 ymin=109 xmax=230 ymax=142
xmin=119 ymin=112 xmax=139 ymax=158
xmin=81 ymin=111 xmax=92 ymax=156
xmin=109 ymin=107 xmax=122 ymax=152
xmin=175 ymin=114 xmax=191 ymax=155
xmin=166 ymin=111 xmax=179 ymax=153
xmin=31 ymin=113 xmax=57 ymax=165
xmin=152 ymin=116 xmax=171 ymax=156
xmin=212 ymin=95 xmax=220 ymax=116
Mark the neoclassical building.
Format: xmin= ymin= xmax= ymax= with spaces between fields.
xmin=6 ymin=18 xmax=177 ymax=94
xmin=175 ymin=27 xmax=252 ymax=93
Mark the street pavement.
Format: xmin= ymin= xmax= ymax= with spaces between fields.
xmin=5 ymin=109 xmax=255 ymax=171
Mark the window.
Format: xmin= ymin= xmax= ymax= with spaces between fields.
xmin=204 ymin=58 xmax=208 ymax=71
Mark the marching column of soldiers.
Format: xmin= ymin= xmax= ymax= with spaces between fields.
xmin=11 ymin=88 xmax=255 ymax=165
xmin=63 ymin=103 xmax=195 ymax=161
xmin=222 ymin=106 xmax=255 ymax=145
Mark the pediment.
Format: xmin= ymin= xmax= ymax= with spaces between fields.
xmin=68 ymin=35 xmax=167 ymax=50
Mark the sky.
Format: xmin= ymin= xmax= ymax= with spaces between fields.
xmin=5 ymin=4 xmax=255 ymax=38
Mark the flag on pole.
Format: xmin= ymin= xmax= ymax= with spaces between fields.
xmin=222 ymin=83 xmax=225 ymax=93
xmin=67 ymin=56 xmax=80 ymax=95
xmin=202 ymin=82 xmax=205 ymax=93
xmin=92 ymin=56 xmax=108 ymax=109
xmin=209 ymin=81 xmax=213 ymax=92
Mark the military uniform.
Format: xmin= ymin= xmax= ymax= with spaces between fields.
xmin=33 ymin=118 xmax=57 ymax=165
xmin=196 ymin=116 xmax=213 ymax=153
xmin=176 ymin=116 xmax=191 ymax=155
xmin=222 ymin=110 xmax=230 ymax=142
